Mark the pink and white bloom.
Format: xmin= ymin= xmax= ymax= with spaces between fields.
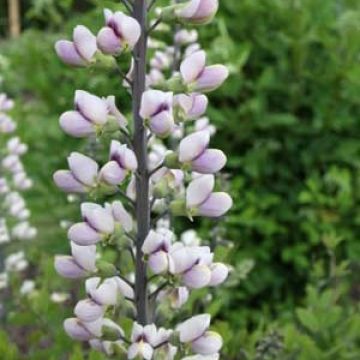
xmin=68 ymin=202 xmax=115 ymax=246
xmin=158 ymin=286 xmax=190 ymax=309
xmin=55 ymin=25 xmax=97 ymax=66
xmin=180 ymin=51 xmax=228 ymax=92
xmin=55 ymin=242 xmax=97 ymax=279
xmin=0 ymin=114 xmax=16 ymax=133
xmin=128 ymin=323 xmax=156 ymax=359
xmin=178 ymin=131 xmax=226 ymax=174
xmin=107 ymin=200 xmax=133 ymax=233
xmin=140 ymin=90 xmax=174 ymax=137
xmin=64 ymin=317 xmax=123 ymax=342
xmin=175 ymin=29 xmax=198 ymax=45
xmin=97 ymin=9 xmax=141 ymax=55
xmin=99 ymin=140 xmax=138 ymax=186
xmin=0 ymin=93 xmax=14 ymax=111
xmin=177 ymin=314 xmax=222 ymax=355
xmin=128 ymin=323 xmax=173 ymax=360
xmin=60 ymin=90 xmax=109 ymax=137
xmin=174 ymin=93 xmax=208 ymax=120
xmin=195 ymin=117 xmax=216 ymax=136
xmin=7 ymin=137 xmax=28 ymax=155
xmin=53 ymin=152 xmax=99 ymax=193
xmin=74 ymin=277 xmax=118 ymax=322
xmin=150 ymin=51 xmax=172 ymax=70
xmin=64 ymin=317 xmax=103 ymax=341
xmin=142 ymin=229 xmax=174 ymax=274
xmin=186 ymin=175 xmax=232 ymax=217
xmin=182 ymin=355 xmax=219 ymax=360
xmin=175 ymin=0 xmax=219 ymax=25
xmin=170 ymin=245 xmax=217 ymax=289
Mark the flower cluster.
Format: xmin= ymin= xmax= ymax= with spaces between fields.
xmin=54 ymin=0 xmax=231 ymax=358
xmin=0 ymin=91 xmax=37 ymax=299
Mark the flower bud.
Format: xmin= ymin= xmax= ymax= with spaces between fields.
xmin=74 ymin=299 xmax=104 ymax=322
xmin=180 ymin=51 xmax=228 ymax=92
xmin=176 ymin=0 xmax=219 ymax=25
xmin=60 ymin=90 xmax=109 ymax=137
xmin=191 ymin=331 xmax=223 ymax=355
xmin=174 ymin=93 xmax=208 ymax=120
xmin=99 ymin=140 xmax=138 ymax=186
xmin=182 ymin=264 xmax=212 ymax=289
xmin=54 ymin=152 xmax=99 ymax=193
xmin=97 ymin=9 xmax=141 ymax=55
xmin=140 ymin=90 xmax=174 ymax=137
xmin=55 ymin=25 xmax=97 ymax=66
xmin=177 ymin=314 xmax=211 ymax=343
xmin=209 ymin=263 xmax=229 ymax=286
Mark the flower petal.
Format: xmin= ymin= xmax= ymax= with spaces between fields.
xmin=55 ymin=40 xmax=84 ymax=66
xmin=68 ymin=152 xmax=98 ymax=186
xmin=54 ymin=256 xmax=86 ymax=278
xmin=186 ymin=174 xmax=214 ymax=208
xmin=73 ymin=25 xmax=97 ymax=61
xmin=60 ymin=111 xmax=94 ymax=137
xmin=191 ymin=331 xmax=223 ymax=355
xmin=75 ymin=90 xmax=108 ymax=125
xmin=192 ymin=149 xmax=226 ymax=174
xmin=195 ymin=65 xmax=228 ymax=92
xmin=177 ymin=314 xmax=211 ymax=343
xmin=71 ymin=242 xmax=97 ymax=271
xmin=182 ymin=264 xmax=212 ymax=289
xmin=68 ymin=222 xmax=102 ymax=246
xmin=179 ymin=130 xmax=210 ymax=163
xmin=74 ymin=299 xmax=104 ymax=322
xmin=197 ymin=192 xmax=232 ymax=217
xmin=53 ymin=170 xmax=86 ymax=193
xmin=180 ymin=50 xmax=206 ymax=84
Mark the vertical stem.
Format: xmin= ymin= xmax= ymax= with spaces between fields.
xmin=132 ymin=0 xmax=149 ymax=325
xmin=172 ymin=0 xmax=181 ymax=73
xmin=8 ymin=0 xmax=21 ymax=38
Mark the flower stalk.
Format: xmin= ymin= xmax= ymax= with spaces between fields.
xmin=132 ymin=0 xmax=150 ymax=326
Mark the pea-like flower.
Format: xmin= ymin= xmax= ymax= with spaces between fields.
xmin=99 ymin=140 xmax=138 ymax=186
xmin=142 ymin=229 xmax=174 ymax=274
xmin=74 ymin=277 xmax=118 ymax=322
xmin=170 ymin=245 xmax=214 ymax=289
xmin=7 ymin=137 xmax=28 ymax=155
xmin=55 ymin=25 xmax=97 ymax=67
xmin=55 ymin=242 xmax=97 ymax=279
xmin=181 ymin=355 xmax=219 ymax=360
xmin=67 ymin=203 xmax=115 ymax=246
xmin=59 ymin=90 xmax=109 ymax=138
xmin=128 ymin=323 xmax=173 ymax=360
xmin=157 ymin=286 xmax=190 ymax=309
xmin=178 ymin=130 xmax=226 ymax=174
xmin=186 ymin=174 xmax=232 ymax=217
xmin=64 ymin=317 xmax=124 ymax=342
xmin=180 ymin=50 xmax=228 ymax=92
xmin=195 ymin=117 xmax=216 ymax=136
xmin=97 ymin=9 xmax=141 ymax=55
xmin=128 ymin=323 xmax=157 ymax=359
xmin=53 ymin=152 xmax=99 ymax=193
xmin=175 ymin=0 xmax=219 ymax=25
xmin=175 ymin=29 xmax=198 ymax=45
xmin=140 ymin=90 xmax=175 ymax=137
xmin=0 ymin=114 xmax=16 ymax=133
xmin=0 ymin=93 xmax=14 ymax=111
xmin=174 ymin=93 xmax=208 ymax=120
xmin=177 ymin=314 xmax=222 ymax=356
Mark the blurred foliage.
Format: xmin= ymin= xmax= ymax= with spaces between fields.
xmin=0 ymin=0 xmax=359 ymax=358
